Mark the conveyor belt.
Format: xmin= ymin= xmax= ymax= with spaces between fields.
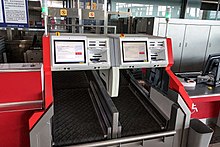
xmin=52 ymin=71 xmax=165 ymax=145
xmin=52 ymin=72 xmax=106 ymax=146
xmin=120 ymin=72 xmax=129 ymax=86
xmin=52 ymin=71 xmax=89 ymax=90
xmin=112 ymin=75 xmax=164 ymax=137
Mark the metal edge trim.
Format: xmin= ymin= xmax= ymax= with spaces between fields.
xmin=64 ymin=130 xmax=176 ymax=147
xmin=0 ymin=69 xmax=41 ymax=72
xmin=190 ymin=93 xmax=220 ymax=99
xmin=0 ymin=100 xmax=43 ymax=108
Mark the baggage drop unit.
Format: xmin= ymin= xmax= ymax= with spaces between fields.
xmin=29 ymin=34 xmax=191 ymax=147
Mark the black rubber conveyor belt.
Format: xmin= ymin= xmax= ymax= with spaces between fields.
xmin=112 ymin=74 xmax=163 ymax=137
xmin=52 ymin=71 xmax=90 ymax=89
xmin=52 ymin=71 xmax=106 ymax=146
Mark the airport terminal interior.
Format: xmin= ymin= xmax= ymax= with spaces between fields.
xmin=1 ymin=0 xmax=220 ymax=147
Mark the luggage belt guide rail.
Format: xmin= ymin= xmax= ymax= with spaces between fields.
xmin=64 ymin=130 xmax=176 ymax=147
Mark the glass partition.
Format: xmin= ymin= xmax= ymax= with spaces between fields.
xmin=111 ymin=0 xmax=181 ymax=18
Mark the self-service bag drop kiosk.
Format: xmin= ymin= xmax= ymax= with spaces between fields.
xmin=29 ymin=34 xmax=191 ymax=147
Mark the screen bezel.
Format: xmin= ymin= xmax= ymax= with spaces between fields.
xmin=122 ymin=41 xmax=148 ymax=63
xmin=54 ymin=40 xmax=86 ymax=64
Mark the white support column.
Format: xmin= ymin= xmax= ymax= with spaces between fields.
xmin=104 ymin=0 xmax=108 ymax=34
xmin=42 ymin=0 xmax=48 ymax=36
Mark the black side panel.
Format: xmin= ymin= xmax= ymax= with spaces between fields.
xmin=167 ymin=104 xmax=179 ymax=131
xmin=146 ymin=68 xmax=170 ymax=94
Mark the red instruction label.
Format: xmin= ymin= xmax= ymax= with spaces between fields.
xmin=75 ymin=52 xmax=82 ymax=55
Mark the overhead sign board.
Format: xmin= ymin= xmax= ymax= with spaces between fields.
xmin=0 ymin=0 xmax=29 ymax=28
xmin=60 ymin=9 xmax=67 ymax=16
xmin=89 ymin=12 xmax=95 ymax=18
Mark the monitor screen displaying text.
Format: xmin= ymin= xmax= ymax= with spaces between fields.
xmin=122 ymin=41 xmax=148 ymax=62
xmin=54 ymin=40 xmax=86 ymax=64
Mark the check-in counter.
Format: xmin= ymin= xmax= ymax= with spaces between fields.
xmin=0 ymin=63 xmax=43 ymax=147
xmin=177 ymin=73 xmax=220 ymax=120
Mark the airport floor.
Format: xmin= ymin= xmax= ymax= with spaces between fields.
xmin=210 ymin=124 xmax=220 ymax=147
xmin=210 ymin=143 xmax=220 ymax=147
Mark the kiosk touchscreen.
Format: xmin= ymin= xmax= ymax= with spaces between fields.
xmin=108 ymin=34 xmax=168 ymax=69
xmin=50 ymin=34 xmax=111 ymax=71
xmin=54 ymin=40 xmax=86 ymax=64
xmin=122 ymin=41 xmax=148 ymax=62
xmin=51 ymin=35 xmax=88 ymax=71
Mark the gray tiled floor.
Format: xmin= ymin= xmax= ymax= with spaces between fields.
xmin=210 ymin=124 xmax=220 ymax=144
xmin=209 ymin=143 xmax=220 ymax=147
xmin=210 ymin=124 xmax=220 ymax=147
